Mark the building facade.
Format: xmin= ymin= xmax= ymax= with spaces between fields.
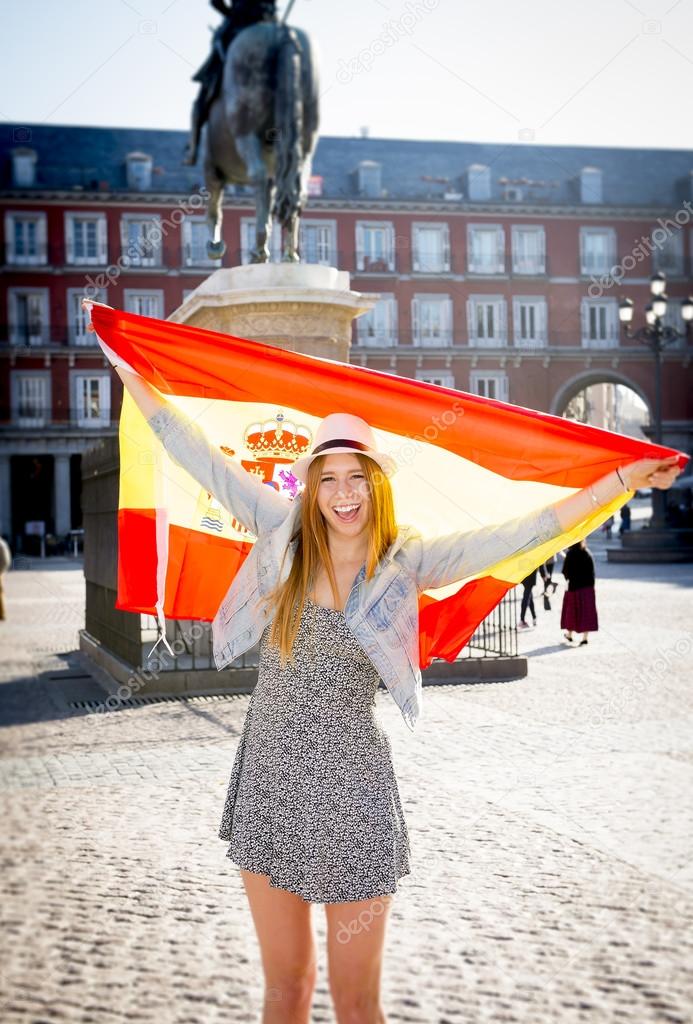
xmin=1 ymin=124 xmax=692 ymax=551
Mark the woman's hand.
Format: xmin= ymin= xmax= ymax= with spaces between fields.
xmin=81 ymin=297 xmax=113 ymax=332
xmin=621 ymin=455 xmax=682 ymax=491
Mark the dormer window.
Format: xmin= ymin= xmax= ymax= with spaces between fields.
xmin=11 ymin=147 xmax=37 ymax=187
xmin=467 ymin=164 xmax=491 ymax=202
xmin=357 ymin=160 xmax=382 ymax=198
xmin=126 ymin=151 xmax=153 ymax=190
xmin=580 ymin=166 xmax=603 ymax=204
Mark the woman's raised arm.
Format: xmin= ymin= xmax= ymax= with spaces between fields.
xmin=404 ymin=456 xmax=681 ymax=592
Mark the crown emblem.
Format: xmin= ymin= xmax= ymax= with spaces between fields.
xmin=243 ymin=411 xmax=312 ymax=460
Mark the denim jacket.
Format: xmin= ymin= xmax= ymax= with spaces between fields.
xmin=146 ymin=404 xmax=564 ymax=732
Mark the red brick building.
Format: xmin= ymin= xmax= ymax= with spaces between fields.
xmin=1 ymin=124 xmax=692 ymax=551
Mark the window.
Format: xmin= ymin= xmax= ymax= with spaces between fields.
xmin=11 ymin=148 xmax=37 ymax=187
xmin=467 ymin=164 xmax=491 ymax=201
xmin=181 ymin=216 xmax=215 ymax=267
xmin=356 ymin=295 xmax=397 ymax=346
xmin=469 ymin=371 xmax=509 ymax=402
xmin=652 ymin=230 xmax=684 ymax=276
xmin=120 ymin=214 xmax=162 ymax=267
xmin=124 ymin=290 xmax=164 ymax=319
xmin=467 ymin=225 xmax=505 ymax=274
xmin=4 ymin=211 xmax=47 ymax=265
xmin=412 ymin=223 xmax=450 ymax=273
xmin=581 ymin=298 xmax=618 ymax=347
xmin=412 ymin=295 xmax=453 ymax=346
xmin=8 ymin=287 xmax=50 ymax=345
xmin=240 ymin=218 xmax=281 ymax=263
xmin=355 ymin=222 xmax=395 ymax=272
xmin=356 ymin=161 xmax=382 ymax=198
xmin=126 ymin=152 xmax=153 ymax=190
xmin=467 ymin=295 xmax=507 ymax=346
xmin=511 ymin=225 xmax=545 ymax=274
xmin=661 ymin=303 xmax=686 ymax=348
xmin=512 ymin=297 xmax=547 ymax=347
xmin=65 ymin=212 xmax=107 ymax=265
xmin=299 ymin=220 xmax=336 ymax=265
xmin=580 ymin=167 xmax=603 ymax=204
xmin=74 ymin=374 xmax=111 ymax=428
xmin=67 ymin=288 xmax=107 ymax=345
xmin=416 ymin=371 xmax=455 ymax=389
xmin=11 ymin=372 xmax=49 ymax=427
xmin=579 ymin=227 xmax=616 ymax=275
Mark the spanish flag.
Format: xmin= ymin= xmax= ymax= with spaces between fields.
xmin=86 ymin=304 xmax=686 ymax=667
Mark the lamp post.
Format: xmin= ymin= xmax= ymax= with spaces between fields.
xmin=618 ymin=273 xmax=693 ymax=529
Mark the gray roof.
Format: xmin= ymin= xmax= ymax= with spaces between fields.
xmin=1 ymin=121 xmax=692 ymax=208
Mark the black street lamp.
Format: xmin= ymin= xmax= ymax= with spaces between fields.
xmin=619 ymin=273 xmax=693 ymax=529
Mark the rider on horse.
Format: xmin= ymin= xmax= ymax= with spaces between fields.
xmin=183 ymin=0 xmax=278 ymax=166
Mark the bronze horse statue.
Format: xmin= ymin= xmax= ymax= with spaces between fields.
xmin=193 ymin=16 xmax=320 ymax=264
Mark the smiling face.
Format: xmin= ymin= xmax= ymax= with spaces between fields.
xmin=314 ymin=452 xmax=372 ymax=538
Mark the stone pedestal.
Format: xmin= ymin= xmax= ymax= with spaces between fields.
xmin=168 ymin=263 xmax=379 ymax=362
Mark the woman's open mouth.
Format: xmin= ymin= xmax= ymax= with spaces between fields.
xmin=333 ymin=502 xmax=361 ymax=523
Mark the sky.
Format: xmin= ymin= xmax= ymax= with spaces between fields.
xmin=2 ymin=0 xmax=693 ymax=149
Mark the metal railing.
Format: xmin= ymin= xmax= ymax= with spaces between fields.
xmin=0 ymin=405 xmax=116 ymax=429
xmin=138 ymin=587 xmax=519 ymax=675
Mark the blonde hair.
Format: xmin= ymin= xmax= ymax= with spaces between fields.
xmin=259 ymin=452 xmax=398 ymax=667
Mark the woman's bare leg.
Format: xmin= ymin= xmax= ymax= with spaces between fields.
xmin=240 ymin=868 xmax=318 ymax=1024
xmin=324 ymin=892 xmax=394 ymax=1023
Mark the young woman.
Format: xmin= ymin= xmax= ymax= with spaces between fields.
xmin=561 ymin=538 xmax=598 ymax=645
xmin=110 ymin=357 xmax=680 ymax=1024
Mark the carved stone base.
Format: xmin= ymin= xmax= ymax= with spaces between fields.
xmin=168 ymin=263 xmax=379 ymax=362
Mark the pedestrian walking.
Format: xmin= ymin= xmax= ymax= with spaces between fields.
xmin=560 ymin=539 xmax=598 ymax=645
xmin=539 ymin=555 xmax=558 ymax=595
xmin=604 ymin=514 xmax=615 ymax=539
xmin=109 ymin=348 xmax=682 ymax=1023
xmin=619 ymin=503 xmax=632 ymax=534
xmin=0 ymin=536 xmax=11 ymax=621
xmin=518 ymin=567 xmax=538 ymax=628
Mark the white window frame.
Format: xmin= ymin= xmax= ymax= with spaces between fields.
xmin=416 ymin=370 xmax=456 ymax=389
xmin=511 ymin=225 xmax=546 ymax=275
xmin=123 ymin=289 xmax=164 ymax=319
xmin=412 ymin=294 xmax=453 ymax=347
xmin=11 ymin=371 xmax=50 ymax=427
xmin=356 ymin=295 xmax=397 ymax=347
xmin=466 ymin=295 xmax=507 ymax=346
xmin=580 ymin=297 xmax=619 ymax=348
xmin=579 ymin=226 xmax=617 ymax=276
xmin=73 ymin=372 xmax=111 ymax=428
xmin=67 ymin=287 xmax=107 ymax=345
xmin=240 ymin=217 xmax=282 ymax=263
xmin=652 ymin=229 xmax=684 ymax=276
xmin=512 ymin=296 xmax=548 ymax=347
xmin=467 ymin=224 xmax=505 ymax=274
xmin=64 ymin=211 xmax=107 ymax=265
xmin=299 ymin=219 xmax=337 ymax=265
xmin=412 ymin=222 xmax=451 ymax=273
xmin=8 ymin=287 xmax=50 ymax=346
xmin=4 ymin=211 xmax=47 ymax=265
xmin=120 ymin=213 xmax=162 ymax=267
xmin=469 ymin=371 xmax=509 ymax=403
xmin=181 ymin=215 xmax=216 ymax=268
xmin=355 ymin=221 xmax=395 ymax=272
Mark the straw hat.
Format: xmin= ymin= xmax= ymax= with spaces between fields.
xmin=290 ymin=413 xmax=397 ymax=483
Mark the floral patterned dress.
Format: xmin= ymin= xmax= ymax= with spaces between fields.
xmin=218 ymin=595 xmax=412 ymax=903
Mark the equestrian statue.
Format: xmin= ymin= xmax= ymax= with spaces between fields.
xmin=182 ymin=0 xmax=320 ymax=264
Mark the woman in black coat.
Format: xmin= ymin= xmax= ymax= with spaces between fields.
xmin=560 ymin=538 xmax=598 ymax=645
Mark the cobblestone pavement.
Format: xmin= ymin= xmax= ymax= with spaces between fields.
xmin=1 ymin=546 xmax=692 ymax=1024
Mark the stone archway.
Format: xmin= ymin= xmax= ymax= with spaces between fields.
xmin=551 ymin=370 xmax=652 ymax=439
